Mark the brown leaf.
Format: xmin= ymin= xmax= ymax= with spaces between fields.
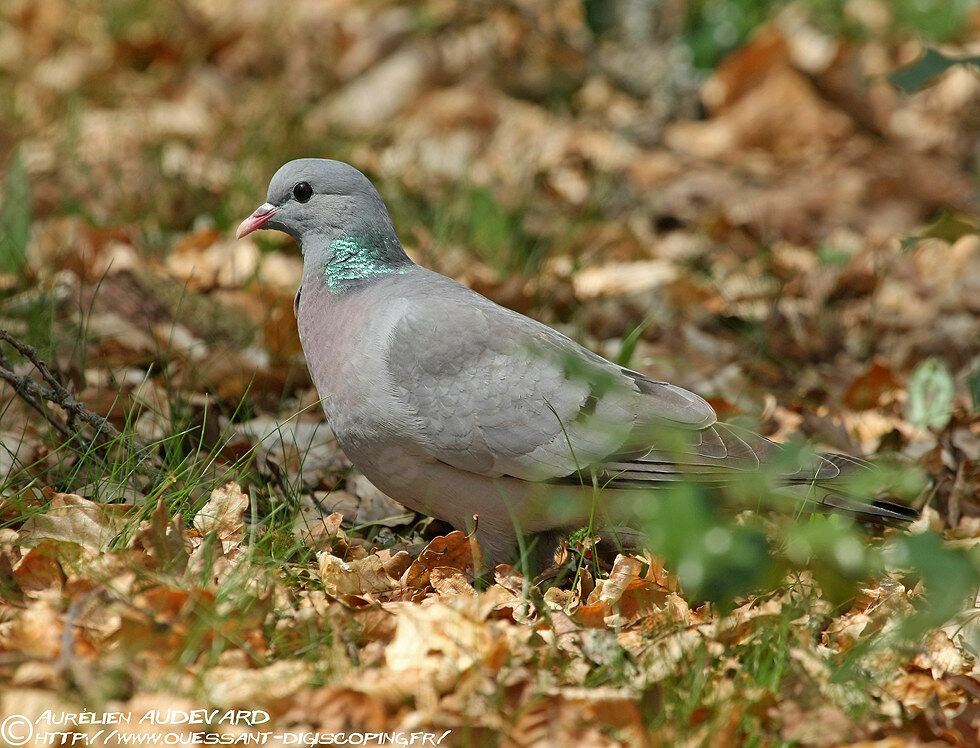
xmin=493 ymin=563 xmax=526 ymax=594
xmin=777 ymin=701 xmax=851 ymax=745
xmin=166 ymin=230 xmax=259 ymax=291
xmin=913 ymin=631 xmax=966 ymax=679
xmin=669 ymin=63 xmax=853 ymax=159
xmin=262 ymin=290 xmax=304 ymax=360
xmin=21 ymin=488 xmax=128 ymax=552
xmin=382 ymin=598 xmax=505 ymax=696
xmin=430 ymin=567 xmax=476 ymax=597
xmin=381 ymin=549 xmax=413 ymax=581
xmin=888 ymin=672 xmax=967 ymax=713
xmin=204 ymin=660 xmax=312 ymax=709
xmin=127 ymin=497 xmax=190 ymax=573
xmin=578 ymin=553 xmax=672 ymax=627
xmin=1 ymin=600 xmax=63 ymax=658
xmin=12 ymin=545 xmax=65 ymax=595
xmin=113 ymin=586 xmax=221 ymax=657
xmin=317 ymin=552 xmax=402 ymax=597
xmin=599 ymin=555 xmax=643 ymax=605
xmin=574 ymin=602 xmax=609 ymax=629
xmin=294 ymin=510 xmax=346 ymax=552
xmin=403 ymin=531 xmax=481 ymax=588
xmin=572 ymin=260 xmax=677 ymax=300
xmin=702 ymin=27 xmax=793 ymax=113
xmin=193 ymin=482 xmax=249 ymax=544
xmin=844 ymin=359 xmax=901 ymax=410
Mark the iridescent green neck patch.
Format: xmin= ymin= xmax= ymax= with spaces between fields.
xmin=325 ymin=234 xmax=410 ymax=289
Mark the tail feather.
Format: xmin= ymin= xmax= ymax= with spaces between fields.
xmin=821 ymin=494 xmax=921 ymax=526
xmin=578 ymin=423 xmax=919 ymax=526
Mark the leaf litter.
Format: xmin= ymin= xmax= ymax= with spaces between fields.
xmin=0 ymin=0 xmax=979 ymax=744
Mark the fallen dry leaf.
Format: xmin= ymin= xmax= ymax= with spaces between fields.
xmin=403 ymin=530 xmax=482 ymax=589
xmin=318 ymin=551 xmax=403 ymax=597
xmin=193 ymin=482 xmax=250 ymax=544
xmin=0 ymin=2 xmax=977 ymax=743
xmin=19 ymin=490 xmax=124 ymax=553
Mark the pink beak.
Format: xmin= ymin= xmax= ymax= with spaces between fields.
xmin=236 ymin=203 xmax=280 ymax=239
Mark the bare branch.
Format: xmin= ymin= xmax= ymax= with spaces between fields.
xmin=0 ymin=328 xmax=162 ymax=479
xmin=0 ymin=343 xmax=78 ymax=443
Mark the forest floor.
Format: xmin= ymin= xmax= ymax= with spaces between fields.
xmin=1 ymin=1 xmax=978 ymax=744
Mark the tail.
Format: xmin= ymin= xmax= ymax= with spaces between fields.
xmin=589 ymin=424 xmax=920 ymax=526
xmin=820 ymin=493 xmax=920 ymax=525
xmin=807 ymin=453 xmax=920 ymax=526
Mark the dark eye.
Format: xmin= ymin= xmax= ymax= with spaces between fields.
xmin=292 ymin=182 xmax=313 ymax=203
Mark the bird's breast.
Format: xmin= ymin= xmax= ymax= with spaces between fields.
xmin=294 ymin=277 xmax=415 ymax=450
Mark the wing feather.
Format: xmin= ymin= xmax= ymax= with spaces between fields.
xmin=383 ymin=278 xmax=716 ymax=481
xmin=377 ymin=271 xmax=915 ymax=525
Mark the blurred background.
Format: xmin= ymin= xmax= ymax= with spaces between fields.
xmin=0 ymin=0 xmax=977 ymax=513
xmin=1 ymin=2 xmax=979 ymax=742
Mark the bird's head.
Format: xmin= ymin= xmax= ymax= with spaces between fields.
xmin=236 ymin=158 xmax=392 ymax=247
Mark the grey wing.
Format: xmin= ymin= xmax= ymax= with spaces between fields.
xmin=384 ymin=295 xmax=717 ymax=482
xmin=380 ymin=276 xmax=917 ymax=526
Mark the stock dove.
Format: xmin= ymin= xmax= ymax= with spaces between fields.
xmin=237 ymin=159 xmax=916 ymax=566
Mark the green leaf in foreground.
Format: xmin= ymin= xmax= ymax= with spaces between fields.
xmin=615 ymin=318 xmax=651 ymax=368
xmin=921 ymin=210 xmax=978 ymax=243
xmin=888 ymin=48 xmax=980 ymax=93
xmin=0 ymin=151 xmax=31 ymax=274
xmin=906 ymin=357 xmax=955 ymax=431
xmin=968 ymin=362 xmax=980 ymax=411
xmin=885 ymin=532 xmax=980 ymax=637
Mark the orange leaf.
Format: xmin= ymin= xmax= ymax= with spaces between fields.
xmin=844 ymin=360 xmax=900 ymax=410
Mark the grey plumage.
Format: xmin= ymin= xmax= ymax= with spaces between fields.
xmin=238 ymin=159 xmax=917 ymax=565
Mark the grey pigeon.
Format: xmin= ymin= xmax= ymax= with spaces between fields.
xmin=238 ymin=159 xmax=917 ymax=566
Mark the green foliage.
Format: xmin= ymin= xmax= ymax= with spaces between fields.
xmin=890 ymin=0 xmax=979 ymax=47
xmin=684 ymin=0 xmax=791 ymax=70
xmin=0 ymin=151 xmax=31 ymax=275
xmin=889 ymin=48 xmax=980 ymax=92
xmin=682 ymin=0 xmax=974 ymax=71
xmin=968 ymin=362 xmax=980 ymax=411
xmin=906 ymin=357 xmax=954 ymax=431
xmin=634 ymin=485 xmax=771 ymax=605
xmin=920 ymin=210 xmax=978 ymax=243
xmin=459 ymin=188 xmax=548 ymax=274
xmin=581 ymin=0 xmax=617 ymax=35
xmin=466 ymin=188 xmax=514 ymax=266
xmin=568 ymin=525 xmax=594 ymax=545
xmin=626 ymin=455 xmax=977 ymax=631
xmin=784 ymin=514 xmax=884 ymax=604
xmin=884 ymin=531 xmax=980 ymax=637
xmin=615 ymin=319 xmax=651 ymax=368
xmin=817 ymin=243 xmax=852 ymax=266
xmin=898 ymin=210 xmax=978 ymax=255
xmin=385 ymin=182 xmax=548 ymax=276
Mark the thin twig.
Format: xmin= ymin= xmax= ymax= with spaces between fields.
xmin=0 ymin=329 xmax=123 ymax=442
xmin=0 ymin=328 xmax=162 ymax=478
xmin=0 ymin=345 xmax=77 ymax=442
xmin=58 ymin=589 xmax=100 ymax=673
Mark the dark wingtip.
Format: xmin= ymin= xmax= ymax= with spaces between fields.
xmin=869 ymin=498 xmax=921 ymax=524
xmin=822 ymin=494 xmax=920 ymax=526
